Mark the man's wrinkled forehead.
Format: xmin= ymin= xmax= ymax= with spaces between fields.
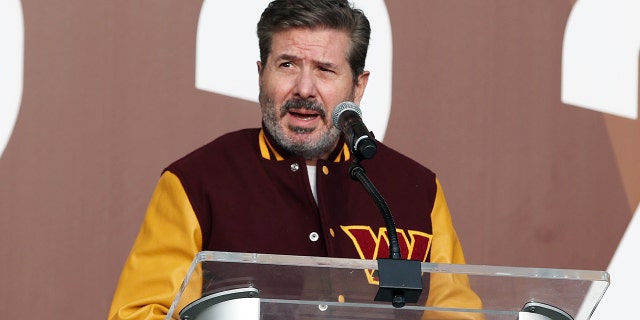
xmin=266 ymin=26 xmax=351 ymax=61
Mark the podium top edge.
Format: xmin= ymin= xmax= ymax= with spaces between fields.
xmin=195 ymin=251 xmax=610 ymax=282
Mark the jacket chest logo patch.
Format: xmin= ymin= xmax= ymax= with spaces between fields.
xmin=341 ymin=225 xmax=432 ymax=284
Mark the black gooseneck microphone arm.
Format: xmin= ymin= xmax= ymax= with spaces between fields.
xmin=334 ymin=102 xmax=424 ymax=307
xmin=349 ymin=160 xmax=402 ymax=260
xmin=349 ymin=158 xmax=424 ymax=308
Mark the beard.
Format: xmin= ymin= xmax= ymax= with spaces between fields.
xmin=260 ymin=94 xmax=341 ymax=160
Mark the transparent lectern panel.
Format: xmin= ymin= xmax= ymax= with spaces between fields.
xmin=166 ymin=251 xmax=609 ymax=320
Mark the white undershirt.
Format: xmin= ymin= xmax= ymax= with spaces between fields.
xmin=307 ymin=165 xmax=318 ymax=204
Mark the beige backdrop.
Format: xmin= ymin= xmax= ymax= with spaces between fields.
xmin=0 ymin=1 xmax=638 ymax=319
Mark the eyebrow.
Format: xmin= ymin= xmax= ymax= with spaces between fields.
xmin=276 ymin=54 xmax=338 ymax=70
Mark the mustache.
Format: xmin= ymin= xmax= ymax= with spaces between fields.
xmin=280 ymin=99 xmax=327 ymax=118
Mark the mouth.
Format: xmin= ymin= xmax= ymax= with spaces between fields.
xmin=280 ymin=99 xmax=326 ymax=129
xmin=288 ymin=109 xmax=321 ymax=121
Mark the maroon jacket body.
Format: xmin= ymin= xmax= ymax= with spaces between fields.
xmin=166 ymin=128 xmax=436 ymax=260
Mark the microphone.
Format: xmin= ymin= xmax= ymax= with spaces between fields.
xmin=334 ymin=102 xmax=423 ymax=307
xmin=332 ymin=101 xmax=377 ymax=160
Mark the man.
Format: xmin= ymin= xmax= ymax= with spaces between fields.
xmin=108 ymin=1 xmax=482 ymax=319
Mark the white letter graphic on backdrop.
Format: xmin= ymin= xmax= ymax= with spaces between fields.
xmin=195 ymin=1 xmax=393 ymax=140
xmin=564 ymin=2 xmax=640 ymax=319
xmin=0 ymin=0 xmax=24 ymax=159
xmin=588 ymin=204 xmax=640 ymax=320
xmin=562 ymin=0 xmax=640 ymax=119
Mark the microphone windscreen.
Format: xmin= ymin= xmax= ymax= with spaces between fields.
xmin=332 ymin=101 xmax=362 ymax=130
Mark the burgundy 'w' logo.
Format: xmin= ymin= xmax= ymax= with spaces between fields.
xmin=341 ymin=226 xmax=432 ymax=284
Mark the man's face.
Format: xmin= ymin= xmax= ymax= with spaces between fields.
xmin=258 ymin=27 xmax=369 ymax=163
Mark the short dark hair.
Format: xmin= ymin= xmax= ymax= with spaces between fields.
xmin=257 ymin=0 xmax=371 ymax=82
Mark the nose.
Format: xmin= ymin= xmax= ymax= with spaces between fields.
xmin=293 ymin=68 xmax=317 ymax=99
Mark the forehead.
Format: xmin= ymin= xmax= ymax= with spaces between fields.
xmin=270 ymin=28 xmax=351 ymax=63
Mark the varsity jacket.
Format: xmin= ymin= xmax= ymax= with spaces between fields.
xmin=108 ymin=128 xmax=483 ymax=320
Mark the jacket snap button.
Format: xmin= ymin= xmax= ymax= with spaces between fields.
xmin=290 ymin=163 xmax=299 ymax=172
xmin=309 ymin=232 xmax=319 ymax=242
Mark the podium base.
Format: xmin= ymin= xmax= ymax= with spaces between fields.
xmin=179 ymin=287 xmax=260 ymax=320
xmin=519 ymin=302 xmax=573 ymax=320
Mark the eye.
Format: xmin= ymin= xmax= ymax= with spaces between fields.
xmin=280 ymin=61 xmax=294 ymax=68
xmin=319 ymin=66 xmax=334 ymax=73
xmin=317 ymin=63 xmax=337 ymax=74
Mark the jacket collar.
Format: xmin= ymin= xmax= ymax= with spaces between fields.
xmin=258 ymin=127 xmax=352 ymax=163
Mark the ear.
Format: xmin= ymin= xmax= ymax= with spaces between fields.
xmin=257 ymin=61 xmax=264 ymax=86
xmin=353 ymin=70 xmax=370 ymax=105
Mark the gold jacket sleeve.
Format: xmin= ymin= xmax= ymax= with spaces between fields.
xmin=423 ymin=179 xmax=484 ymax=320
xmin=108 ymin=171 xmax=203 ymax=320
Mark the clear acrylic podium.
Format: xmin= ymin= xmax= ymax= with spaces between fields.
xmin=165 ymin=251 xmax=609 ymax=320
